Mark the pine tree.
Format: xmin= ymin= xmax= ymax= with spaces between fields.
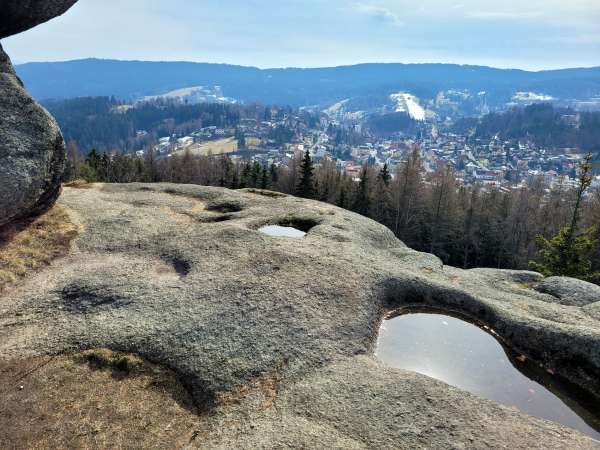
xmin=530 ymin=226 xmax=599 ymax=280
xmin=352 ymin=166 xmax=371 ymax=216
xmin=531 ymin=153 xmax=599 ymax=280
xmin=86 ymin=148 xmax=101 ymax=169
xmin=296 ymin=149 xmax=315 ymax=199
xmin=218 ymin=156 xmax=232 ymax=187
xmin=79 ymin=148 xmax=100 ymax=182
xmin=230 ymin=168 xmax=240 ymax=190
xmin=373 ymin=169 xmax=392 ymax=224
xmin=378 ymin=163 xmax=391 ymax=186
xmin=337 ymin=186 xmax=347 ymax=208
xmin=251 ymin=161 xmax=261 ymax=187
xmin=269 ymin=163 xmax=279 ymax=185
xmin=260 ymin=165 xmax=270 ymax=190
xmin=98 ymin=153 xmax=111 ymax=182
xmin=239 ymin=162 xmax=251 ymax=188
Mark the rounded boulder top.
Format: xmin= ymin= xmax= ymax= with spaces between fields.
xmin=0 ymin=44 xmax=66 ymax=227
xmin=0 ymin=0 xmax=79 ymax=39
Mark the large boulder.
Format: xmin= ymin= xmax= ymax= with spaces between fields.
xmin=0 ymin=0 xmax=76 ymax=227
xmin=0 ymin=44 xmax=66 ymax=227
xmin=0 ymin=0 xmax=79 ymax=39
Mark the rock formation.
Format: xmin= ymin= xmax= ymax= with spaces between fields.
xmin=535 ymin=276 xmax=600 ymax=307
xmin=0 ymin=0 xmax=79 ymax=39
xmin=1 ymin=184 xmax=598 ymax=448
xmin=0 ymin=1 xmax=77 ymax=227
xmin=0 ymin=45 xmax=66 ymax=227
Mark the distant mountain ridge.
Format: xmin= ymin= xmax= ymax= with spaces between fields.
xmin=15 ymin=59 xmax=600 ymax=111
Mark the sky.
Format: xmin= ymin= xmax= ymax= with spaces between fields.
xmin=3 ymin=0 xmax=600 ymax=70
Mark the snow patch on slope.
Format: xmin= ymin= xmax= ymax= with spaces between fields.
xmin=390 ymin=92 xmax=426 ymax=121
xmin=142 ymin=86 xmax=236 ymax=104
xmin=324 ymin=99 xmax=350 ymax=116
xmin=512 ymin=92 xmax=555 ymax=102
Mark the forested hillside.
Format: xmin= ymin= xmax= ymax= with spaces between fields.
xmin=43 ymin=97 xmax=242 ymax=152
xmin=366 ymin=112 xmax=422 ymax=136
xmin=17 ymin=60 xmax=600 ymax=107
xmin=457 ymin=104 xmax=600 ymax=155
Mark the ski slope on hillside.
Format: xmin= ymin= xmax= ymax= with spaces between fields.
xmin=390 ymin=92 xmax=426 ymax=121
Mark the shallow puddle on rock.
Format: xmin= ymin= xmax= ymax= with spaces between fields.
xmin=258 ymin=225 xmax=306 ymax=238
xmin=377 ymin=312 xmax=600 ymax=440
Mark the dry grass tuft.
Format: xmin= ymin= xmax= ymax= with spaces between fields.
xmin=216 ymin=362 xmax=284 ymax=411
xmin=0 ymin=349 xmax=201 ymax=449
xmin=78 ymin=348 xmax=145 ymax=375
xmin=0 ymin=205 xmax=79 ymax=293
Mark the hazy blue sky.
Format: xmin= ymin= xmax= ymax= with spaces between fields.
xmin=3 ymin=0 xmax=599 ymax=70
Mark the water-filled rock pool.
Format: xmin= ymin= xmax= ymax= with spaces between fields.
xmin=258 ymin=225 xmax=306 ymax=238
xmin=377 ymin=312 xmax=600 ymax=440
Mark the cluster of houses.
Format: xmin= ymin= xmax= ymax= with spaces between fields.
xmin=135 ymin=109 xmax=597 ymax=193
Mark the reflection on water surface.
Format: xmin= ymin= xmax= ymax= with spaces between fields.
xmin=258 ymin=225 xmax=306 ymax=237
xmin=377 ymin=312 xmax=600 ymax=440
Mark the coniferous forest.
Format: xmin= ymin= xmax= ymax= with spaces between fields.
xmin=468 ymin=103 xmax=600 ymax=152
xmin=43 ymin=97 xmax=242 ymax=152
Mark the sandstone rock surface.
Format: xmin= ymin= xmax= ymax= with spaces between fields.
xmin=1 ymin=184 xmax=598 ymax=449
xmin=536 ymin=276 xmax=600 ymax=307
xmin=0 ymin=0 xmax=79 ymax=39
xmin=0 ymin=44 xmax=66 ymax=227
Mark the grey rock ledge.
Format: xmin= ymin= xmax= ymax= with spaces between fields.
xmin=1 ymin=184 xmax=599 ymax=449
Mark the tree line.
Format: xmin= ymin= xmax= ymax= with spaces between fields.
xmin=65 ymin=143 xmax=600 ymax=283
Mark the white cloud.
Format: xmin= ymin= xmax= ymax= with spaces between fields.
xmin=354 ymin=3 xmax=404 ymax=27
xmin=3 ymin=0 xmax=598 ymax=70
xmin=360 ymin=0 xmax=600 ymax=27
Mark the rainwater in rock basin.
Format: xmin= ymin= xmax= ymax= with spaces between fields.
xmin=377 ymin=312 xmax=600 ymax=440
xmin=258 ymin=225 xmax=307 ymax=238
